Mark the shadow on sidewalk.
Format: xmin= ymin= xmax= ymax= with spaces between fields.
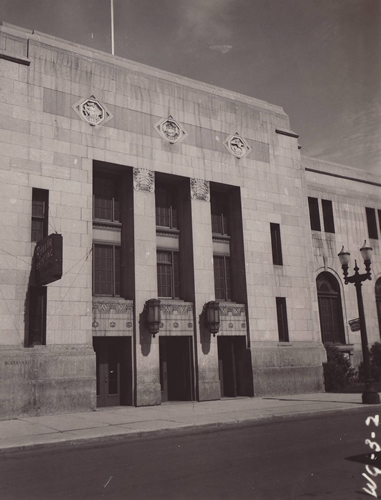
xmin=262 ymin=397 xmax=363 ymax=405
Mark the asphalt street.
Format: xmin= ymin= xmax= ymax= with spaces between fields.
xmin=0 ymin=408 xmax=379 ymax=500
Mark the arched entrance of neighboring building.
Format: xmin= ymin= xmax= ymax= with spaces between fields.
xmin=376 ymin=278 xmax=381 ymax=338
xmin=316 ymin=272 xmax=345 ymax=344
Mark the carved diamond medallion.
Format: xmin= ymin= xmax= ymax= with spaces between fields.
xmin=224 ymin=132 xmax=252 ymax=159
xmin=154 ymin=115 xmax=188 ymax=144
xmin=72 ymin=95 xmax=113 ymax=128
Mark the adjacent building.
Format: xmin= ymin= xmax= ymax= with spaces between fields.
xmin=0 ymin=23 xmax=380 ymax=419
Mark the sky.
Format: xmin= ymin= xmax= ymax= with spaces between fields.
xmin=0 ymin=0 xmax=380 ymax=175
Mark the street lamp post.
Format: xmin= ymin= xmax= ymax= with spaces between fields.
xmin=338 ymin=241 xmax=380 ymax=404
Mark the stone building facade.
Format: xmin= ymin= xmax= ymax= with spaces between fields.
xmin=0 ymin=23 xmax=379 ymax=419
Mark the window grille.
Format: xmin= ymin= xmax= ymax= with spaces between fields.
xmin=211 ymin=191 xmax=229 ymax=235
xmin=155 ymin=186 xmax=178 ymax=229
xmin=157 ymin=251 xmax=180 ymax=298
xmin=93 ymin=175 xmax=120 ymax=222
xmin=31 ymin=189 xmax=49 ymax=241
xmin=93 ymin=244 xmax=121 ymax=296
xmin=213 ymin=256 xmax=231 ymax=300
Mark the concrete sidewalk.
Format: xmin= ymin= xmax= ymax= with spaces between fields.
xmin=0 ymin=393 xmax=377 ymax=453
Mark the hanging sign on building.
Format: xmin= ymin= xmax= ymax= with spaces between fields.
xmin=348 ymin=318 xmax=361 ymax=332
xmin=34 ymin=233 xmax=63 ymax=286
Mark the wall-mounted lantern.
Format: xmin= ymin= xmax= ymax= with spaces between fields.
xmin=205 ymin=301 xmax=220 ymax=336
xmin=146 ymin=299 xmax=161 ymax=337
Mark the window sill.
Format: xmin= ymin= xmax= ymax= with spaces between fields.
xmin=93 ymin=220 xmax=122 ymax=228
xmin=93 ymin=295 xmax=123 ymax=299
xmin=212 ymin=233 xmax=230 ymax=240
xmin=158 ymin=297 xmax=181 ymax=300
xmin=156 ymin=227 xmax=180 ymax=234
xmin=329 ymin=343 xmax=354 ymax=353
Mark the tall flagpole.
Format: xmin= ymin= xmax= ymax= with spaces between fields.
xmin=111 ymin=0 xmax=115 ymax=55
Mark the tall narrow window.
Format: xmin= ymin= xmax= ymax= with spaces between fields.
xmin=211 ymin=191 xmax=229 ymax=235
xmin=366 ymin=208 xmax=379 ymax=240
xmin=213 ymin=256 xmax=231 ymax=300
xmin=93 ymin=175 xmax=120 ymax=222
xmin=156 ymin=185 xmax=177 ymax=229
xmin=157 ymin=251 xmax=180 ymax=298
xmin=93 ymin=244 xmax=121 ymax=296
xmin=31 ymin=189 xmax=49 ymax=242
xmin=93 ymin=171 xmax=123 ymax=298
xmin=322 ymin=199 xmax=335 ymax=233
xmin=270 ymin=223 xmax=283 ymax=265
xmin=28 ymin=286 xmax=47 ymax=346
xmin=308 ymin=197 xmax=321 ymax=231
xmin=276 ymin=297 xmax=289 ymax=342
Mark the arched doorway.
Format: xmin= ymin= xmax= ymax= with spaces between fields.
xmin=316 ymin=272 xmax=345 ymax=344
xmin=376 ymin=278 xmax=381 ymax=338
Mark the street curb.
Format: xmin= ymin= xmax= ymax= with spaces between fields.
xmin=0 ymin=403 xmax=377 ymax=455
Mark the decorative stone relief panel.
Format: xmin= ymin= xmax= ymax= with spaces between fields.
xmin=219 ymin=302 xmax=247 ymax=336
xmin=154 ymin=115 xmax=188 ymax=144
xmin=220 ymin=305 xmax=245 ymax=316
xmin=159 ymin=300 xmax=194 ymax=336
xmin=93 ymin=298 xmax=134 ymax=336
xmin=223 ymin=133 xmax=252 ymax=159
xmin=190 ymin=178 xmax=210 ymax=202
xmin=133 ymin=168 xmax=155 ymax=193
xmin=72 ymin=95 xmax=113 ymax=127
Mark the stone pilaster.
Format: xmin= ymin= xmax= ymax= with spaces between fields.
xmin=132 ymin=168 xmax=161 ymax=406
xmin=190 ymin=179 xmax=221 ymax=401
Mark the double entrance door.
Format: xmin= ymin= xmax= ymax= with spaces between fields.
xmin=218 ymin=336 xmax=253 ymax=398
xmin=93 ymin=337 xmax=132 ymax=407
xmin=159 ymin=337 xmax=193 ymax=402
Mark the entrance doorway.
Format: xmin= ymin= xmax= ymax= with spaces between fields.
xmin=316 ymin=272 xmax=345 ymax=344
xmin=218 ymin=336 xmax=253 ymax=397
xmin=93 ymin=337 xmax=132 ymax=407
xmin=159 ymin=337 xmax=193 ymax=402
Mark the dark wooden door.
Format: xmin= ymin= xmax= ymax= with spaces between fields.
xmin=318 ymin=295 xmax=344 ymax=343
xmin=218 ymin=337 xmax=237 ymax=397
xmin=159 ymin=339 xmax=169 ymax=402
xmin=94 ymin=338 xmax=122 ymax=407
xmin=317 ymin=273 xmax=345 ymax=344
xmin=160 ymin=337 xmax=193 ymax=402
xmin=218 ymin=336 xmax=253 ymax=397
